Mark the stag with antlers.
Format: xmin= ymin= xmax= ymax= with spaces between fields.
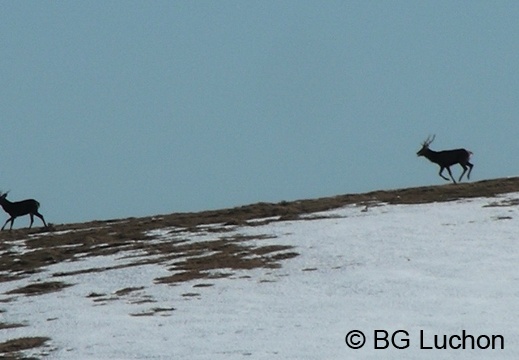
xmin=0 ymin=191 xmax=48 ymax=230
xmin=417 ymin=135 xmax=474 ymax=184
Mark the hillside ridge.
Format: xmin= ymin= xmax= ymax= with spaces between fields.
xmin=61 ymin=176 xmax=519 ymax=233
xmin=1 ymin=176 xmax=518 ymax=357
xmin=1 ymin=176 xmax=518 ymax=238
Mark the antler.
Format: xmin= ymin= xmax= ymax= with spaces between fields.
xmin=422 ymin=134 xmax=436 ymax=147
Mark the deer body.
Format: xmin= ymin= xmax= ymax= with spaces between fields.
xmin=0 ymin=192 xmax=47 ymax=230
xmin=417 ymin=135 xmax=473 ymax=184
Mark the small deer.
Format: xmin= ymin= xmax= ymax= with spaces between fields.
xmin=417 ymin=135 xmax=474 ymax=184
xmin=0 ymin=191 xmax=48 ymax=230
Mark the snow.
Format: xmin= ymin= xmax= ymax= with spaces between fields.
xmin=1 ymin=193 xmax=518 ymax=359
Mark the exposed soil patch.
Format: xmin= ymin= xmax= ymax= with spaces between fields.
xmin=0 ymin=322 xmax=26 ymax=330
xmin=5 ymin=281 xmax=73 ymax=296
xmin=1 ymin=177 xmax=518 ymax=288
xmin=0 ymin=336 xmax=50 ymax=357
xmin=0 ymin=177 xmax=518 ymax=359
xmin=130 ymin=307 xmax=175 ymax=317
xmin=483 ymin=198 xmax=519 ymax=208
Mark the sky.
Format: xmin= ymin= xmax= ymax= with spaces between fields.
xmin=1 ymin=1 xmax=518 ymax=224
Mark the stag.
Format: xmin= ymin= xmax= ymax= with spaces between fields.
xmin=0 ymin=191 xmax=48 ymax=230
xmin=417 ymin=135 xmax=474 ymax=184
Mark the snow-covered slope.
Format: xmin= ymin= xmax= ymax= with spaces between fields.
xmin=1 ymin=193 xmax=518 ymax=359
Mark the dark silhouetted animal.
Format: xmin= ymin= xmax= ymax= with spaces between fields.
xmin=0 ymin=191 xmax=48 ymax=230
xmin=417 ymin=135 xmax=473 ymax=184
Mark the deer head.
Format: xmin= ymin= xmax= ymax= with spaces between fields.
xmin=417 ymin=135 xmax=435 ymax=156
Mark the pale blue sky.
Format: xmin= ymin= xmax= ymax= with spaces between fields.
xmin=1 ymin=1 xmax=518 ymax=224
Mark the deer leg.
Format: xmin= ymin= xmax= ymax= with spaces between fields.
xmin=29 ymin=214 xmax=34 ymax=229
xmin=438 ymin=167 xmax=451 ymax=181
xmin=458 ymin=164 xmax=468 ymax=182
xmin=34 ymin=212 xmax=47 ymax=228
xmin=445 ymin=167 xmax=456 ymax=184
xmin=466 ymin=162 xmax=474 ymax=179
xmin=1 ymin=218 xmax=11 ymax=231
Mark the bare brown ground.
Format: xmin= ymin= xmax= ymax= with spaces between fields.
xmin=1 ymin=176 xmax=519 ymax=357
xmin=1 ymin=177 xmax=518 ymax=286
xmin=0 ymin=337 xmax=49 ymax=359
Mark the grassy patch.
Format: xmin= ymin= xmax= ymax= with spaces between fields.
xmin=0 ymin=336 xmax=50 ymax=355
xmin=5 ymin=281 xmax=73 ymax=296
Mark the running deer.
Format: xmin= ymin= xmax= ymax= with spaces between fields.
xmin=0 ymin=191 xmax=48 ymax=230
xmin=416 ymin=135 xmax=474 ymax=184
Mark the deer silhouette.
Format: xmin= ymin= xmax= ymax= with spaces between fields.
xmin=0 ymin=191 xmax=48 ymax=230
xmin=417 ymin=135 xmax=474 ymax=184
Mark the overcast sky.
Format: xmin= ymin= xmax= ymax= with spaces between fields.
xmin=1 ymin=1 xmax=518 ymax=225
